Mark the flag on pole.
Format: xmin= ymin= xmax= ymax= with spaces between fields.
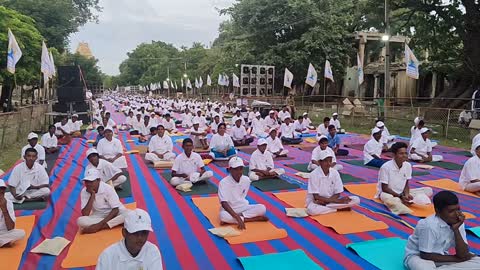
xmin=224 ymin=74 xmax=230 ymax=86
xmin=357 ymin=53 xmax=364 ymax=85
xmin=405 ymin=44 xmax=420 ymax=79
xmin=284 ymin=68 xmax=294 ymax=89
xmin=218 ymin=74 xmax=223 ymax=86
xmin=305 ymin=63 xmax=317 ymax=87
xmin=49 ymin=51 xmax=56 ymax=77
xmin=174 ymin=81 xmax=178 ymax=89
xmin=207 ymin=75 xmax=212 ymax=86
xmin=324 ymin=60 xmax=334 ymax=82
xmin=199 ymin=77 xmax=204 ymax=88
xmin=232 ymin=73 xmax=240 ymax=87
xmin=7 ymin=29 xmax=22 ymax=74
xmin=186 ymin=79 xmax=192 ymax=89
xmin=41 ymin=41 xmax=52 ymax=81
xmin=181 ymin=78 xmax=184 ymax=88
xmin=170 ymin=81 xmax=174 ymax=89
xmin=195 ymin=78 xmax=199 ymax=88
xmin=163 ymin=81 xmax=169 ymax=89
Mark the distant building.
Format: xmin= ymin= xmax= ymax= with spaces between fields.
xmin=76 ymin=42 xmax=94 ymax=59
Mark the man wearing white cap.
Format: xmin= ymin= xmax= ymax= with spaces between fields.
xmin=171 ymin=138 xmax=213 ymax=187
xmin=21 ymin=132 xmax=46 ymax=168
xmin=409 ymin=128 xmax=443 ymax=162
xmin=231 ymin=118 xmax=254 ymax=146
xmin=409 ymin=119 xmax=425 ymax=148
xmin=279 ymin=116 xmax=303 ymax=144
xmin=0 ymin=179 xmax=26 ymax=247
xmin=306 ymin=151 xmax=360 ymax=216
xmin=302 ymin=112 xmax=315 ymax=130
xmin=278 ymin=106 xmax=291 ymax=123
xmin=264 ymin=110 xmax=279 ymax=130
xmin=231 ymin=109 xmax=246 ymax=127
xmin=77 ymin=169 xmax=129 ymax=234
xmin=251 ymin=112 xmax=268 ymax=138
xmin=6 ymin=148 xmax=50 ymax=203
xmin=329 ymin=113 xmax=341 ymax=132
xmin=376 ymin=142 xmax=433 ymax=215
xmin=376 ymin=121 xmax=396 ymax=149
xmin=41 ymin=125 xmax=60 ymax=154
xmin=460 ymin=141 xmax=480 ymax=195
xmin=181 ymin=108 xmax=194 ymax=128
xmin=192 ymin=109 xmax=207 ymax=128
xmin=69 ymin=114 xmax=83 ymax=137
xmin=86 ymin=149 xmax=127 ymax=189
xmin=189 ymin=120 xmax=209 ymax=150
xmin=97 ymin=208 xmax=162 ymax=269
xmin=363 ymin=127 xmax=387 ymax=168
xmin=55 ymin=117 xmax=72 ymax=145
xmin=218 ymin=157 xmax=268 ymax=229
xmin=145 ymin=125 xmax=176 ymax=163
xmin=97 ymin=128 xmax=128 ymax=169
xmin=266 ymin=129 xmax=289 ymax=157
xmin=249 ymin=139 xmax=285 ymax=181
xmin=308 ymin=135 xmax=343 ymax=171
xmin=471 ymin=132 xmax=480 ymax=156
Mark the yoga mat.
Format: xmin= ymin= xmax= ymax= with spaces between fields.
xmin=61 ymin=203 xmax=136 ymax=268
xmin=342 ymin=160 xmax=380 ymax=170
xmin=286 ymin=163 xmax=309 ymax=173
xmin=238 ymin=249 xmax=323 ymax=270
xmin=1 ymin=215 xmax=35 ymax=270
xmin=448 ymin=151 xmax=473 ymax=157
xmin=345 ymin=144 xmax=364 ymax=151
xmin=467 ymin=227 xmax=480 ymax=239
xmin=116 ymin=173 xmax=132 ymax=198
xmin=14 ymin=200 xmax=48 ymax=211
xmin=239 ymin=147 xmax=256 ymax=155
xmin=251 ymin=178 xmax=300 ymax=192
xmin=420 ymin=179 xmax=479 ymax=198
xmin=274 ymin=190 xmax=389 ymax=234
xmin=274 ymin=156 xmax=295 ymax=161
xmin=336 ymin=155 xmax=359 ymax=160
xmin=299 ymin=146 xmax=317 ymax=152
xmin=192 ymin=196 xmax=287 ymax=244
xmin=45 ymin=151 xmax=60 ymax=175
xmin=347 ymin=237 xmax=407 ymax=270
xmin=133 ymin=145 xmax=148 ymax=154
xmin=339 ymin=173 xmax=365 ymax=183
xmin=162 ymin=173 xmax=218 ymax=196
xmin=424 ymin=161 xmax=463 ymax=170
xmin=193 ymin=148 xmax=211 ymax=154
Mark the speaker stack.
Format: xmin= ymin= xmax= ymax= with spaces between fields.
xmin=240 ymin=65 xmax=275 ymax=97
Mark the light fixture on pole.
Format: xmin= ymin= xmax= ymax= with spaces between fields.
xmin=383 ymin=0 xmax=390 ymax=118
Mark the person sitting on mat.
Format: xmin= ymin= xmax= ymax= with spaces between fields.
xmin=94 ymin=126 xmax=105 ymax=147
xmin=210 ymin=114 xmax=223 ymax=135
xmin=264 ymin=110 xmax=280 ymax=130
xmin=327 ymin=125 xmax=349 ymax=156
xmin=190 ymin=120 xmax=209 ymax=150
xmin=266 ymin=129 xmax=289 ymax=158
xmin=471 ymin=132 xmax=480 ymax=156
xmin=170 ymin=138 xmax=213 ymax=187
xmin=459 ymin=141 xmax=480 ymax=196
xmin=104 ymin=112 xmax=117 ymax=130
xmin=181 ymin=108 xmax=193 ymax=128
xmin=219 ymin=157 xmax=268 ymax=229
xmin=77 ymin=169 xmax=130 ymax=234
xmin=101 ymin=116 xmax=116 ymax=133
xmin=231 ymin=118 xmax=254 ymax=147
xmin=41 ymin=125 xmax=60 ymax=154
xmin=193 ymin=109 xmax=207 ymax=129
xmin=303 ymin=112 xmax=315 ymax=130
xmin=138 ymin=115 xmax=154 ymax=143
xmin=6 ymin=148 xmax=50 ymax=203
xmin=404 ymin=191 xmax=480 ymax=270
xmin=409 ymin=118 xmax=424 ymax=148
xmin=278 ymin=106 xmax=291 ymax=123
xmin=293 ymin=115 xmax=309 ymax=135
xmin=409 ymin=128 xmax=443 ymax=163
xmin=316 ymin=117 xmax=330 ymax=140
xmin=125 ymin=111 xmax=135 ymax=130
xmin=86 ymin=148 xmax=127 ymax=190
xmin=21 ymin=132 xmax=46 ymax=168
xmin=0 ymin=179 xmax=25 ymax=247
xmin=306 ymin=151 xmax=360 ymax=216
xmin=231 ymin=109 xmax=246 ymax=127
xmin=376 ymin=142 xmax=433 ymax=215
xmin=69 ymin=114 xmax=83 ymax=137
xmin=376 ymin=121 xmax=395 ymax=149
xmin=55 ymin=117 xmax=72 ymax=145
xmin=364 ymin=127 xmax=388 ymax=168
xmin=279 ymin=116 xmax=303 ymax=145
xmin=249 ymin=138 xmax=285 ymax=181
xmin=209 ymin=123 xmax=237 ymax=160
xmin=97 ymin=208 xmax=163 ymax=270
xmin=130 ymin=111 xmax=144 ymax=136
xmin=329 ymin=113 xmax=342 ymax=132
xmin=145 ymin=125 xmax=176 ymax=163
xmin=308 ymin=135 xmax=343 ymax=171
xmin=162 ymin=113 xmax=177 ymax=134
xmin=97 ymin=128 xmax=128 ymax=169
xmin=251 ymin=112 xmax=268 ymax=138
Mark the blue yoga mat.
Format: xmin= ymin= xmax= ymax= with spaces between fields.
xmin=467 ymin=227 xmax=480 ymax=238
xmin=238 ymin=249 xmax=323 ymax=270
xmin=347 ymin=237 xmax=407 ymax=270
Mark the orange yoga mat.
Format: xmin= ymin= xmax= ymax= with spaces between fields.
xmin=61 ymin=203 xmax=136 ymax=268
xmin=133 ymin=145 xmax=148 ymax=154
xmin=420 ymin=179 xmax=479 ymax=198
xmin=192 ymin=196 xmax=287 ymax=244
xmin=344 ymin=183 xmax=475 ymax=219
xmin=274 ymin=190 xmax=389 ymax=234
xmin=1 ymin=215 xmax=35 ymax=270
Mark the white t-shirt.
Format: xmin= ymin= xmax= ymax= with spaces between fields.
xmin=230 ymin=125 xmax=248 ymax=141
xmin=410 ymin=137 xmax=432 ymax=157
xmin=307 ymin=167 xmax=343 ymax=205
xmin=317 ymin=124 xmax=329 ymax=136
xmin=21 ymin=143 xmax=46 ymax=161
xmin=0 ymin=199 xmax=15 ymax=232
xmin=293 ymin=120 xmax=308 ymax=132
xmin=68 ymin=119 xmax=83 ymax=132
xmin=182 ymin=113 xmax=193 ymax=127
xmin=264 ymin=116 xmax=279 ymax=129
xmin=210 ymin=134 xmax=234 ymax=151
xmin=329 ymin=119 xmax=341 ymax=130
xmin=97 ymin=138 xmax=124 ymax=159
xmin=172 ymin=152 xmax=204 ymax=176
xmin=363 ymin=137 xmax=384 ymax=164
xmin=266 ymin=136 xmax=284 ymax=153
xmin=459 ymin=155 xmax=480 ymax=189
xmin=162 ymin=119 xmax=176 ymax=130
xmin=218 ymin=175 xmax=251 ymax=211
xmin=251 ymin=118 xmax=266 ymax=134
xmin=148 ymin=134 xmax=173 ymax=155
xmin=376 ymin=160 xmax=412 ymax=198
xmin=409 ymin=126 xmax=422 ymax=146
xmin=41 ymin=133 xmax=58 ymax=148
xmin=210 ymin=121 xmax=222 ymax=133
xmin=97 ymin=240 xmax=162 ymax=270
xmin=125 ymin=116 xmax=135 ymax=127
xmin=311 ymin=146 xmax=337 ymax=163
xmin=86 ymin=159 xmax=122 ymax=183
xmin=8 ymin=162 xmax=49 ymax=196
xmin=192 ymin=116 xmax=207 ymax=128
xmin=278 ymin=111 xmax=291 ymax=121
xmin=280 ymin=123 xmax=295 ymax=138
xmin=249 ymin=149 xmax=274 ymax=171
xmin=138 ymin=122 xmax=154 ymax=136
xmin=55 ymin=122 xmax=71 ymax=136
xmin=80 ymin=181 xmax=125 ymax=216
xmin=132 ymin=118 xmax=144 ymax=131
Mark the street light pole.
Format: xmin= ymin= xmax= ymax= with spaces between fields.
xmin=167 ymin=66 xmax=170 ymax=98
xmin=384 ymin=0 xmax=390 ymax=117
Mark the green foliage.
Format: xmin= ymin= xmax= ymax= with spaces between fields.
xmin=58 ymin=53 xmax=104 ymax=84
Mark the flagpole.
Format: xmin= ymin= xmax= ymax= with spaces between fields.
xmin=323 ymin=77 xmax=327 ymax=109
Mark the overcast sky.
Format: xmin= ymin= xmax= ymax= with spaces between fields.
xmin=69 ymin=0 xmax=234 ymax=75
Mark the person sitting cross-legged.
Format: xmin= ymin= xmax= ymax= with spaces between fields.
xmin=144 ymin=125 xmax=176 ymax=163
xmin=231 ymin=118 xmax=254 ymax=146
xmin=279 ymin=116 xmax=303 ymax=145
xmin=266 ymin=129 xmax=289 ymax=158
xmin=409 ymin=128 xmax=443 ymax=163
xmin=363 ymin=127 xmax=388 ymax=168
xmin=308 ymin=135 xmax=343 ymax=171
xmin=248 ymin=139 xmax=285 ymax=181
xmin=327 ymin=125 xmax=349 ymax=156
xmin=86 ymin=148 xmax=127 ymax=190
xmin=306 ymin=151 xmax=360 ymax=215
xmin=170 ymin=138 xmax=213 ymax=187
xmin=459 ymin=141 xmax=480 ymax=196
xmin=190 ymin=120 xmax=209 ymax=150
xmin=97 ymin=128 xmax=128 ymax=169
xmin=0 ymin=179 xmax=25 ymax=247
xmin=41 ymin=125 xmax=60 ymax=154
xmin=209 ymin=123 xmax=237 ymax=160
xmin=219 ymin=157 xmax=269 ymax=230
xmin=21 ymin=132 xmax=46 ymax=168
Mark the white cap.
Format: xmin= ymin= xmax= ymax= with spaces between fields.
xmin=318 ymin=151 xmax=333 ymax=160
xmin=375 ymin=121 xmax=385 ymax=128
xmin=104 ymin=127 xmax=113 ymax=132
xmin=228 ymin=157 xmax=245 ymax=168
xmin=72 ymin=114 xmax=79 ymax=118
xmin=27 ymin=132 xmax=38 ymax=140
xmin=317 ymin=135 xmax=328 ymax=141
xmin=371 ymin=127 xmax=382 ymax=135
xmin=82 ymin=169 xmax=100 ymax=181
xmin=86 ymin=148 xmax=98 ymax=157
xmin=414 ymin=117 xmax=421 ymax=125
xmin=192 ymin=119 xmax=200 ymax=125
xmin=473 ymin=140 xmax=480 ymax=151
xmin=0 ymin=179 xmax=6 ymax=188
xmin=269 ymin=110 xmax=275 ymax=114
xmin=269 ymin=128 xmax=277 ymax=133
xmin=124 ymin=208 xmax=153 ymax=233
xmin=332 ymin=113 xmax=338 ymax=116
xmin=420 ymin=127 xmax=430 ymax=134
xmin=196 ymin=109 xmax=202 ymax=113
xmin=255 ymin=112 xmax=261 ymax=117
xmin=213 ymin=113 xmax=220 ymax=118
xmin=257 ymin=138 xmax=268 ymax=146
xmin=303 ymin=112 xmax=308 ymax=116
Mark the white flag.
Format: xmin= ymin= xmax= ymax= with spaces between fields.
xmin=207 ymin=75 xmax=212 ymax=86
xmin=218 ymin=74 xmax=223 ymax=86
xmin=170 ymin=81 xmax=174 ymax=89
xmin=199 ymin=77 xmax=204 ymax=88
xmin=232 ymin=73 xmax=240 ymax=87
xmin=305 ymin=63 xmax=317 ymax=87
xmin=224 ymin=74 xmax=230 ymax=86
xmin=181 ymin=78 xmax=184 ymax=88
xmin=187 ymin=79 xmax=192 ymax=89
xmin=405 ymin=44 xmax=420 ymax=79
xmin=284 ymin=68 xmax=294 ymax=89
xmin=49 ymin=51 xmax=56 ymax=77
xmin=163 ymin=81 xmax=169 ymax=89
xmin=7 ymin=29 xmax=22 ymax=74
xmin=357 ymin=53 xmax=364 ymax=85
xmin=41 ymin=41 xmax=52 ymax=80
xmin=175 ymin=81 xmax=178 ymax=89
xmin=324 ymin=60 xmax=334 ymax=82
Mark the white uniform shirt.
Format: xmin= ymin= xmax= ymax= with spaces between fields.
xmin=329 ymin=119 xmax=341 ymax=130
xmin=363 ymin=137 xmax=384 ymax=164
xmin=80 ymin=181 xmax=125 ymax=216
xmin=107 ymin=119 xmax=117 ymax=128
xmin=250 ymin=149 xmax=274 ymax=171
xmin=148 ymin=134 xmax=173 ymax=155
xmin=0 ymin=199 xmax=15 ymax=232
xmin=459 ymin=155 xmax=480 ymax=189
xmin=471 ymin=133 xmax=480 ymax=155
xmin=311 ymin=146 xmax=337 ymax=163
xmin=251 ymin=118 xmax=266 ymax=134
xmin=280 ymin=123 xmax=295 ymax=138
xmin=266 ymin=136 xmax=284 ymax=153
xmin=294 ymin=120 xmax=308 ymax=132
xmin=230 ymin=126 xmax=248 ymax=141
xmin=218 ymin=175 xmax=251 ymax=212
xmin=317 ymin=124 xmax=329 ymax=136
xmin=68 ymin=119 xmax=83 ymax=132
xmin=97 ymin=138 xmax=124 ymax=159
xmin=409 ymin=126 xmax=422 ymax=146
xmin=8 ymin=162 xmax=49 ymax=196
xmin=278 ymin=111 xmax=291 ymax=121
xmin=182 ymin=113 xmax=193 ymax=127
xmin=264 ymin=116 xmax=279 ymax=128
xmin=86 ymin=159 xmax=122 ymax=183
xmin=138 ymin=122 xmax=154 ymax=136
xmin=125 ymin=116 xmax=135 ymax=127
xmin=304 ymin=117 xmax=313 ymax=127
xmin=231 ymin=116 xmax=246 ymax=127
xmin=376 ymin=160 xmax=412 ymax=198
xmin=192 ymin=116 xmax=207 ymax=128
xmin=97 ymin=240 xmax=162 ymax=270
xmin=210 ymin=134 xmax=234 ymax=151
xmin=210 ymin=121 xmax=222 ymax=133
xmin=162 ymin=119 xmax=176 ymax=130
xmin=172 ymin=152 xmax=204 ymax=176
xmin=55 ymin=122 xmax=71 ymax=136
xmin=21 ymin=144 xmax=46 ymax=161
xmin=410 ymin=137 xmax=433 ymax=157
xmin=132 ymin=118 xmax=144 ymax=131
xmin=41 ymin=133 xmax=58 ymax=148
xmin=404 ymin=215 xmax=467 ymax=264
xmin=307 ymin=167 xmax=343 ymax=205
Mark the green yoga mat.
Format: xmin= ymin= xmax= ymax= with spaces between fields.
xmin=162 ymin=173 xmax=218 ymax=196
xmin=252 ymin=178 xmax=300 ymax=192
xmin=286 ymin=163 xmax=364 ymax=183
xmin=287 ymin=163 xmax=310 ymax=173
xmin=449 ymin=151 xmax=473 ymax=157
xmin=347 ymin=237 xmax=407 ymax=270
xmin=342 ymin=160 xmax=380 ymax=170
xmin=425 ymin=161 xmax=463 ymax=170
xmin=238 ymin=249 xmax=323 ymax=270
xmin=116 ymin=173 xmax=132 ymax=198
xmin=412 ymin=171 xmax=430 ymax=177
xmin=14 ymin=200 xmax=47 ymax=211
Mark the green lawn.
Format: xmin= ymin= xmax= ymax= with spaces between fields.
xmin=0 ymin=141 xmax=23 ymax=173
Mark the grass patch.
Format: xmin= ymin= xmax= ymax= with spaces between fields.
xmin=0 ymin=141 xmax=23 ymax=173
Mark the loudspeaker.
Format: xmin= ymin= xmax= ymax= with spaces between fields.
xmin=240 ymin=64 xmax=275 ymax=96
xmin=57 ymin=87 xmax=85 ymax=103
xmin=58 ymin=66 xmax=82 ymax=88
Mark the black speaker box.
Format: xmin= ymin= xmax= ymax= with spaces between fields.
xmin=57 ymin=87 xmax=85 ymax=103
